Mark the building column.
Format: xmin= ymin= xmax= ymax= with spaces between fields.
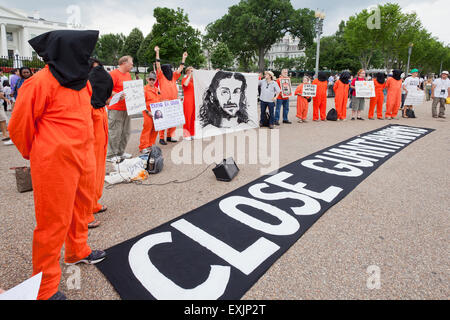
xmin=0 ymin=24 xmax=8 ymax=57
xmin=21 ymin=27 xmax=30 ymax=58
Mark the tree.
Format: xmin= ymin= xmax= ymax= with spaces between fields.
xmin=206 ymin=0 xmax=315 ymax=72
xmin=94 ymin=33 xmax=126 ymax=65
xmin=137 ymin=7 xmax=205 ymax=68
xmin=210 ymin=43 xmax=234 ymax=70
xmin=122 ymin=28 xmax=144 ymax=65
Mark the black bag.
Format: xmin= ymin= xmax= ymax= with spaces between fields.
xmin=146 ymin=146 xmax=164 ymax=174
xmin=326 ymin=108 xmax=338 ymax=121
xmin=12 ymin=167 xmax=33 ymax=193
xmin=405 ymin=109 xmax=416 ymax=118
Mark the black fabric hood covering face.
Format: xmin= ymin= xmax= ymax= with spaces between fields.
xmin=161 ymin=64 xmax=173 ymax=81
xmin=89 ymin=65 xmax=113 ymax=109
xmin=376 ymin=72 xmax=386 ymax=84
xmin=318 ymin=71 xmax=328 ymax=82
xmin=339 ymin=71 xmax=351 ymax=84
xmin=29 ymin=30 xmax=99 ymax=91
xmin=393 ymin=69 xmax=402 ymax=81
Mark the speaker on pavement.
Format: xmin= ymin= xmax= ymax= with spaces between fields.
xmin=213 ymin=158 xmax=239 ymax=182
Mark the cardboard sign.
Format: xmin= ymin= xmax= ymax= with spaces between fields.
xmin=404 ymin=89 xmax=425 ymax=106
xmin=279 ymin=78 xmax=292 ymax=98
xmin=123 ymin=80 xmax=146 ymax=116
xmin=355 ymin=81 xmax=376 ymax=98
xmin=150 ymin=99 xmax=186 ymax=131
xmin=302 ymin=84 xmax=317 ymax=97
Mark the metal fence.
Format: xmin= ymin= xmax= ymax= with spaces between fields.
xmin=0 ymin=55 xmax=46 ymax=74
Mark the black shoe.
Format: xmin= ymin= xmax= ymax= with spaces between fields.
xmin=49 ymin=291 xmax=67 ymax=300
xmin=159 ymin=139 xmax=167 ymax=145
xmin=167 ymin=137 xmax=178 ymax=143
xmin=357 ymin=118 xmax=365 ymax=120
xmin=351 ymin=117 xmax=356 ymax=120
xmin=275 ymin=121 xmax=280 ymax=126
xmin=283 ymin=120 xmax=292 ymax=124
xmin=65 ymin=250 xmax=107 ymax=265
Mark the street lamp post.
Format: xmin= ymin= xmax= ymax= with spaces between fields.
xmin=314 ymin=10 xmax=325 ymax=79
xmin=405 ymin=43 xmax=413 ymax=76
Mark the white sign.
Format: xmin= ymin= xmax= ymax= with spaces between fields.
xmin=193 ymin=70 xmax=259 ymax=139
xmin=355 ymin=81 xmax=376 ymax=98
xmin=123 ymin=80 xmax=146 ymax=116
xmin=150 ymin=99 xmax=186 ymax=132
xmin=279 ymin=78 xmax=292 ymax=98
xmin=109 ymin=90 xmax=123 ymax=107
xmin=404 ymin=89 xmax=425 ymax=106
xmin=302 ymin=84 xmax=317 ymax=97
xmin=0 ymin=273 xmax=42 ymax=300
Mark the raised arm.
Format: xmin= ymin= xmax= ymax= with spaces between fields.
xmin=154 ymin=46 xmax=161 ymax=72
xmin=177 ymin=52 xmax=188 ymax=74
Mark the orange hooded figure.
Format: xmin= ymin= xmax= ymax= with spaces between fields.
xmin=369 ymin=73 xmax=386 ymax=119
xmin=294 ymin=81 xmax=310 ymax=121
xmin=333 ymin=71 xmax=351 ymax=120
xmin=385 ymin=69 xmax=403 ymax=119
xmin=182 ymin=67 xmax=195 ymax=138
xmin=87 ymin=58 xmax=114 ymax=227
xmin=139 ymin=73 xmax=161 ymax=152
xmin=312 ymin=72 xmax=328 ymax=121
xmin=7 ymin=30 xmax=106 ymax=300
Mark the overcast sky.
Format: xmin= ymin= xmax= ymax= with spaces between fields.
xmin=3 ymin=0 xmax=449 ymax=44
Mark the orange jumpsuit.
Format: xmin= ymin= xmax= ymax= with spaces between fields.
xmin=369 ymin=79 xmax=386 ymax=119
xmin=182 ymin=75 xmax=195 ymax=137
xmin=91 ymin=106 xmax=108 ymax=216
xmin=8 ymin=66 xmax=95 ymax=300
xmin=385 ymin=77 xmax=402 ymax=118
xmin=158 ymin=69 xmax=181 ymax=140
xmin=139 ymin=84 xmax=161 ymax=151
xmin=333 ymin=80 xmax=349 ymax=120
xmin=294 ymin=84 xmax=309 ymax=120
xmin=312 ymin=79 xmax=328 ymax=121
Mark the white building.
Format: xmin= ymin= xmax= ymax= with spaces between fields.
xmin=0 ymin=6 xmax=83 ymax=58
xmin=266 ymin=34 xmax=305 ymax=69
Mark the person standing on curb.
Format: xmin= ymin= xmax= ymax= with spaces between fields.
xmin=274 ymin=69 xmax=292 ymax=125
xmin=431 ymin=70 xmax=450 ymax=119
xmin=259 ymin=71 xmax=280 ymax=129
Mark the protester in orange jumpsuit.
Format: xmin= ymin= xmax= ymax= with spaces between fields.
xmin=385 ymin=69 xmax=403 ymax=120
xmin=333 ymin=71 xmax=351 ymax=121
xmin=312 ymin=71 xmax=328 ymax=121
xmin=154 ymin=46 xmax=188 ymax=145
xmin=369 ymin=72 xmax=386 ymax=120
xmin=294 ymin=76 xmax=311 ymax=122
xmin=182 ymin=66 xmax=195 ymax=139
xmin=7 ymin=30 xmax=106 ymax=300
xmin=139 ymin=72 xmax=161 ymax=153
xmin=87 ymin=58 xmax=113 ymax=229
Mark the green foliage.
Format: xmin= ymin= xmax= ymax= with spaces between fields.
xmin=211 ymin=43 xmax=234 ymax=70
xmin=122 ymin=28 xmax=144 ymax=65
xmin=137 ymin=7 xmax=205 ymax=68
xmin=94 ymin=33 xmax=126 ymax=65
xmin=206 ymin=0 xmax=315 ymax=72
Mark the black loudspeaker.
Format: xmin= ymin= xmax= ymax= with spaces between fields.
xmin=213 ymin=158 xmax=239 ymax=182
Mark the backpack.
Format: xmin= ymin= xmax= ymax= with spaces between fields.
xmin=405 ymin=109 xmax=416 ymax=118
xmin=326 ymin=108 xmax=338 ymax=121
xmin=146 ymin=146 xmax=164 ymax=174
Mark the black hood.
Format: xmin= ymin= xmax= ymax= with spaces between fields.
xmin=392 ymin=69 xmax=402 ymax=81
xmin=318 ymin=71 xmax=328 ymax=82
xmin=89 ymin=65 xmax=113 ymax=109
xmin=376 ymin=72 xmax=386 ymax=84
xmin=29 ymin=30 xmax=99 ymax=91
xmin=161 ymin=64 xmax=173 ymax=81
xmin=339 ymin=71 xmax=351 ymax=84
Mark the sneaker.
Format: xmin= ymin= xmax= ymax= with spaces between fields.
xmin=106 ymin=156 xmax=122 ymax=163
xmin=167 ymin=137 xmax=178 ymax=143
xmin=48 ymin=291 xmax=67 ymax=300
xmin=3 ymin=140 xmax=13 ymax=145
xmin=121 ymin=153 xmax=132 ymax=159
xmin=159 ymin=139 xmax=167 ymax=146
xmin=65 ymin=250 xmax=107 ymax=265
xmin=297 ymin=119 xmax=303 ymax=123
xmin=140 ymin=148 xmax=151 ymax=154
xmin=438 ymin=115 xmax=446 ymax=119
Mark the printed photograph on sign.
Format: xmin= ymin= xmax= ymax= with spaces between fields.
xmin=302 ymin=84 xmax=317 ymax=97
xmin=355 ymin=81 xmax=376 ymax=98
xmin=150 ymin=99 xmax=185 ymax=132
xmin=194 ymin=70 xmax=259 ymax=139
xmin=280 ymin=78 xmax=292 ymax=98
xmin=123 ymin=80 xmax=146 ymax=115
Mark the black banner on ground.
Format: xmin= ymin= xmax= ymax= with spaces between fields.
xmin=97 ymin=125 xmax=434 ymax=300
